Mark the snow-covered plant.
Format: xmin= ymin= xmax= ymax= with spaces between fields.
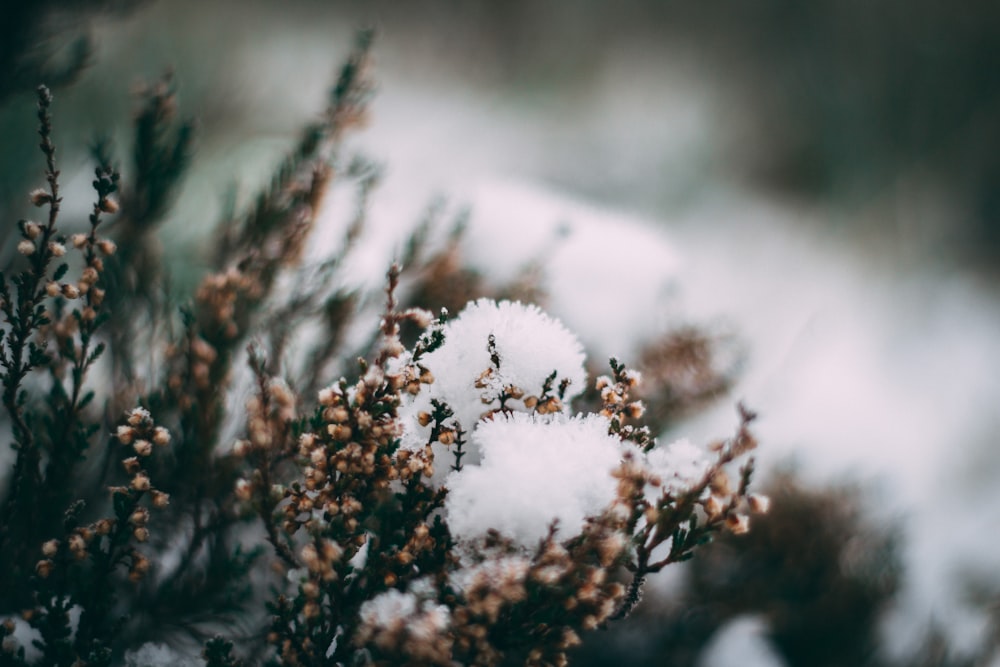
xmin=238 ymin=276 xmax=763 ymax=666
xmin=0 ymin=31 xmax=763 ymax=667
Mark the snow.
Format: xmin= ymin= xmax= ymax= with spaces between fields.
xmin=399 ymin=298 xmax=586 ymax=454
xmin=358 ymin=588 xmax=450 ymax=636
xmin=644 ymin=438 xmax=712 ymax=497
xmin=696 ymin=616 xmax=787 ymax=667
xmin=444 ymin=412 xmax=622 ymax=546
xmin=124 ymin=642 xmax=204 ymax=667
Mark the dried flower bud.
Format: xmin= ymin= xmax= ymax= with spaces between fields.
xmin=726 ymin=513 xmax=750 ymax=535
xmin=232 ymin=439 xmax=249 ymax=458
xmin=60 ymin=283 xmax=79 ymax=299
xmin=710 ymin=471 xmax=732 ymax=497
xmin=133 ymin=439 xmax=152 ymax=457
xmin=35 ymin=559 xmax=53 ymax=578
xmin=23 ymin=221 xmax=42 ymax=239
xmin=328 ymin=424 xmax=351 ymax=441
xmin=99 ymin=197 xmax=119 ymax=214
xmin=29 ymin=189 xmax=51 ymax=207
xmin=116 ymin=425 xmax=135 ymax=445
xmin=748 ymin=493 xmax=771 ymax=515
xmin=235 ymin=478 xmax=252 ymax=501
xmin=406 ymin=308 xmax=434 ymax=328
xmin=151 ymin=490 xmax=170 ymax=509
xmin=68 ymin=533 xmax=86 ymax=558
xmin=96 ymin=238 xmax=117 ymax=255
xmin=41 ymin=540 xmax=59 ymax=557
xmin=438 ymin=429 xmax=456 ymax=446
xmin=80 ymin=267 xmax=99 ymax=285
xmin=133 ymin=527 xmax=149 ymax=542
xmin=49 ymin=242 xmax=66 ymax=257
xmin=122 ymin=457 xmax=141 ymax=474
xmin=704 ymin=494 xmax=724 ymax=518
xmin=131 ymin=473 xmax=151 ymax=492
xmin=71 ymin=233 xmax=88 ymax=248
xmin=17 ymin=240 xmax=35 ymax=256
xmin=45 ymin=282 xmax=60 ymax=297
xmin=130 ymin=508 xmax=149 ymax=526
xmin=152 ymin=427 xmax=170 ymax=447
xmin=318 ymin=387 xmax=337 ymax=406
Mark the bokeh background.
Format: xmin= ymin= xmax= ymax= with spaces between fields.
xmin=2 ymin=2 xmax=999 ymax=665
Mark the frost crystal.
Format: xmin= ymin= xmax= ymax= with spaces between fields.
xmin=401 ymin=299 xmax=586 ymax=452
xmin=445 ymin=412 xmax=622 ymax=546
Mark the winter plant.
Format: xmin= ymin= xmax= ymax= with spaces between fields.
xmin=0 ymin=33 xmax=764 ymax=666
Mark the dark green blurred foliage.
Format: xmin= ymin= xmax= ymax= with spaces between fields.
xmin=0 ymin=1 xmax=145 ymax=104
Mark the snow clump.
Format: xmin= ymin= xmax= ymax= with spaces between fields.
xmin=444 ymin=412 xmax=623 ymax=546
xmin=400 ymin=298 xmax=587 ymax=453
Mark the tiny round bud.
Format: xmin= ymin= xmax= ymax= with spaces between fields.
xmin=151 ymin=490 xmax=170 ymax=509
xmin=48 ymin=242 xmax=66 ymax=257
xmin=235 ymin=478 xmax=252 ymax=501
xmin=152 ymin=426 xmax=170 ymax=447
xmin=17 ymin=240 xmax=35 ymax=256
xmin=45 ymin=282 xmax=60 ymax=297
xmin=131 ymin=473 xmax=151 ymax=492
xmin=99 ymin=197 xmax=119 ymax=214
xmin=726 ymin=513 xmax=750 ymax=535
xmin=318 ymin=387 xmax=336 ymax=406
xmin=116 ymin=425 xmax=135 ymax=445
xmin=133 ymin=527 xmax=149 ymax=542
xmin=232 ymin=439 xmax=249 ymax=457
xmin=133 ymin=439 xmax=152 ymax=457
xmin=417 ymin=411 xmax=432 ymax=427
xmin=748 ymin=494 xmax=771 ymax=515
xmin=23 ymin=221 xmax=41 ymax=238
xmin=96 ymin=239 xmax=117 ymax=255
xmin=704 ymin=495 xmax=724 ymax=518
xmin=41 ymin=540 xmax=59 ymax=557
xmin=29 ymin=189 xmax=51 ymax=207
xmin=60 ymin=284 xmax=79 ymax=300
xmin=80 ymin=267 xmax=99 ymax=285
xmin=71 ymin=233 xmax=88 ymax=248
xmin=35 ymin=559 xmax=54 ymax=578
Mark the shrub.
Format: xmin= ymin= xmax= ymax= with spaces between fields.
xmin=0 ymin=33 xmax=761 ymax=667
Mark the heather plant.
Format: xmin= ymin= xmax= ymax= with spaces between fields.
xmin=0 ymin=33 xmax=764 ymax=666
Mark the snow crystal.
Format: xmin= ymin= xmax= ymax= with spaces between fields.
xmin=444 ymin=412 xmax=622 ymax=546
xmin=400 ymin=299 xmax=587 ymax=455
xmin=643 ymin=438 xmax=711 ymax=497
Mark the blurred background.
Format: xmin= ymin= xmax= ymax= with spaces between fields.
xmin=2 ymin=1 xmax=999 ymax=665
